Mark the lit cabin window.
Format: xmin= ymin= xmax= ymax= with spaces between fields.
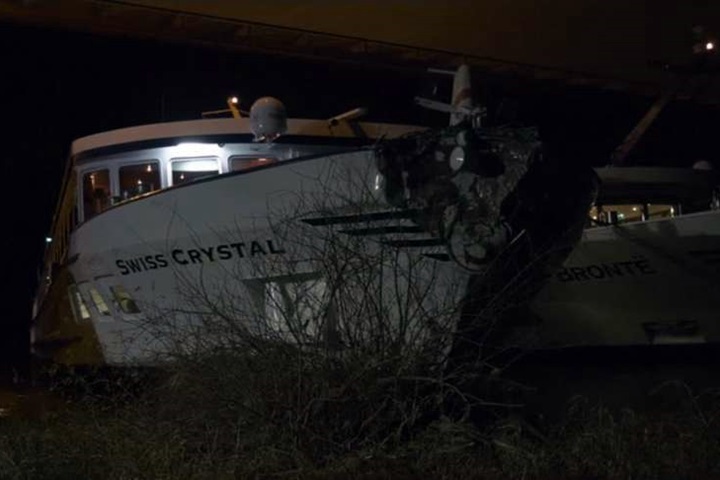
xmin=119 ymin=162 xmax=160 ymax=201
xmin=171 ymin=157 xmax=219 ymax=185
xmin=82 ymin=169 xmax=111 ymax=221
xmin=230 ymin=156 xmax=277 ymax=172
xmin=646 ymin=204 xmax=675 ymax=219
xmin=110 ymin=285 xmax=141 ymax=314
xmin=68 ymin=285 xmax=91 ymax=322
xmin=88 ymin=287 xmax=112 ymax=316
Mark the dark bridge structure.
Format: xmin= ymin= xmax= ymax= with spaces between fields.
xmin=2 ymin=0 xmax=720 ymax=104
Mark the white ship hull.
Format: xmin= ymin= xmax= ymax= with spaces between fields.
xmin=47 ymin=150 xmax=469 ymax=364
xmin=29 ymin=85 xmax=720 ymax=367
xmin=531 ymin=209 xmax=720 ymax=348
xmin=39 ymin=151 xmax=720 ymax=365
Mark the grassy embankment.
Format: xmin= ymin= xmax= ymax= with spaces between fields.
xmin=0 ymin=351 xmax=718 ymax=480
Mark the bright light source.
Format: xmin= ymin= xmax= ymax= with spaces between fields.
xmin=449 ymin=146 xmax=466 ymax=172
xmin=230 ymin=96 xmax=239 ymax=104
xmin=173 ymin=142 xmax=223 ymax=157
xmin=172 ymin=158 xmax=219 ymax=172
xmin=45 ymin=237 xmax=52 ymax=243
xmin=374 ymin=173 xmax=383 ymax=191
xmin=707 ymin=42 xmax=715 ymax=51
xmin=632 ymin=206 xmax=638 ymax=212
xmin=146 ymin=164 xmax=152 ymax=173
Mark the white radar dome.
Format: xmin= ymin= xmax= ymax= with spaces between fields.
xmin=250 ymin=97 xmax=287 ymax=142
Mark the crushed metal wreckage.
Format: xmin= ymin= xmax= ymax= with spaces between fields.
xmin=376 ymin=120 xmax=599 ymax=366
xmin=376 ymin=122 xmax=598 ymax=275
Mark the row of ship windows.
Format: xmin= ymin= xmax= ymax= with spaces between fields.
xmin=83 ymin=156 xmax=276 ymax=221
xmin=588 ymin=204 xmax=675 ymax=226
xmin=68 ymin=283 xmax=141 ymax=322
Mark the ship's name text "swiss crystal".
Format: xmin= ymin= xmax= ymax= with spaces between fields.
xmin=115 ymin=240 xmax=286 ymax=276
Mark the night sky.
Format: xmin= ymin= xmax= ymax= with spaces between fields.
xmin=1 ymin=20 xmax=719 ymax=366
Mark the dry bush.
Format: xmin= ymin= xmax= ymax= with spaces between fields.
xmin=3 ymin=383 xmax=719 ymax=479
xmin=123 ymin=145 xmax=586 ymax=471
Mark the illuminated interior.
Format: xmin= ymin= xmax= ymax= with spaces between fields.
xmin=68 ymin=284 xmax=91 ymax=322
xmin=110 ymin=285 xmax=141 ymax=314
xmin=82 ymin=169 xmax=111 ymax=221
xmin=171 ymin=157 xmax=220 ymax=185
xmin=230 ymin=156 xmax=278 ymax=171
xmin=88 ymin=287 xmax=111 ymax=317
xmin=119 ymin=162 xmax=160 ymax=201
xmin=589 ymin=203 xmax=675 ymax=225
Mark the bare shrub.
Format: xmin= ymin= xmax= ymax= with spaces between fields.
xmin=128 ymin=152 xmax=496 ymax=467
